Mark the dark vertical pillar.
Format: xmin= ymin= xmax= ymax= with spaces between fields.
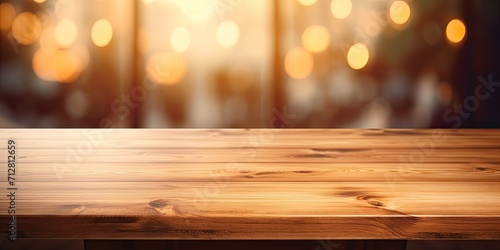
xmin=272 ymin=0 xmax=286 ymax=128
xmin=131 ymin=0 xmax=141 ymax=128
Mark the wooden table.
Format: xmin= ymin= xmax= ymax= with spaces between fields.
xmin=1 ymin=129 xmax=499 ymax=245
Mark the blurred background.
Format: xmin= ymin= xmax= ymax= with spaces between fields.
xmin=1 ymin=0 xmax=500 ymax=128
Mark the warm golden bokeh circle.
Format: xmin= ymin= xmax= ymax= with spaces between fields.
xmin=390 ymin=1 xmax=411 ymax=25
xmin=446 ymin=19 xmax=466 ymax=44
xmin=12 ymin=12 xmax=42 ymax=45
xmin=347 ymin=43 xmax=370 ymax=70
xmin=331 ymin=0 xmax=352 ymax=19
xmin=298 ymin=0 xmax=317 ymax=7
xmin=302 ymin=25 xmax=330 ymax=53
xmin=0 ymin=3 xmax=16 ymax=31
xmin=146 ymin=52 xmax=187 ymax=85
xmin=91 ymin=19 xmax=113 ymax=47
xmin=285 ymin=47 xmax=314 ymax=79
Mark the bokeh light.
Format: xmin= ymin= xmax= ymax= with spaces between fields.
xmin=298 ymin=0 xmax=317 ymax=7
xmin=33 ymin=0 xmax=47 ymax=3
xmin=302 ymin=25 xmax=330 ymax=53
xmin=347 ymin=43 xmax=369 ymax=70
xmin=146 ymin=52 xmax=186 ymax=85
xmin=55 ymin=18 xmax=77 ymax=48
xmin=285 ymin=47 xmax=314 ymax=79
xmin=446 ymin=19 xmax=466 ymax=44
xmin=216 ymin=20 xmax=240 ymax=48
xmin=331 ymin=0 xmax=352 ymax=19
xmin=50 ymin=50 xmax=82 ymax=83
xmin=0 ymin=3 xmax=16 ymax=32
xmin=32 ymin=48 xmax=82 ymax=83
xmin=177 ymin=0 xmax=215 ymax=20
xmin=142 ymin=0 xmax=155 ymax=5
xmin=11 ymin=12 xmax=42 ymax=45
xmin=389 ymin=1 xmax=411 ymax=25
xmin=170 ymin=27 xmax=191 ymax=53
xmin=91 ymin=19 xmax=113 ymax=47
xmin=32 ymin=49 xmax=55 ymax=81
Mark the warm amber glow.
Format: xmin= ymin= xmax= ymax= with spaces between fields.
xmin=74 ymin=44 xmax=90 ymax=70
xmin=51 ymin=50 xmax=82 ymax=83
xmin=146 ymin=52 xmax=186 ymax=85
xmin=12 ymin=12 xmax=42 ymax=45
xmin=285 ymin=47 xmax=314 ymax=80
xmin=55 ymin=18 xmax=77 ymax=48
xmin=92 ymin=19 xmax=113 ymax=47
xmin=446 ymin=19 xmax=466 ymax=44
xmin=331 ymin=0 xmax=352 ymax=19
xmin=170 ymin=27 xmax=191 ymax=53
xmin=33 ymin=49 xmax=82 ymax=83
xmin=177 ymin=0 xmax=215 ymax=20
xmin=216 ymin=20 xmax=240 ymax=48
xmin=298 ymin=0 xmax=317 ymax=7
xmin=390 ymin=1 xmax=411 ymax=25
xmin=39 ymin=26 xmax=55 ymax=51
xmin=33 ymin=0 xmax=46 ymax=3
xmin=32 ymin=49 xmax=54 ymax=81
xmin=347 ymin=43 xmax=369 ymax=70
xmin=302 ymin=25 xmax=330 ymax=53
xmin=0 ymin=3 xmax=16 ymax=31
xmin=142 ymin=0 xmax=154 ymax=5
xmin=438 ymin=82 xmax=453 ymax=105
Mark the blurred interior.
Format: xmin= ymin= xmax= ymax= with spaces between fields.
xmin=1 ymin=0 xmax=500 ymax=128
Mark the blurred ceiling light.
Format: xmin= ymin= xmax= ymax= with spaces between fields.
xmin=91 ymin=19 xmax=113 ymax=47
xmin=0 ymin=3 xmax=16 ymax=31
xmin=298 ymin=0 xmax=317 ymax=7
xmin=216 ymin=20 xmax=240 ymax=48
xmin=330 ymin=0 xmax=352 ymax=19
xmin=12 ymin=12 xmax=42 ymax=45
xmin=389 ymin=1 xmax=411 ymax=25
xmin=146 ymin=52 xmax=186 ymax=85
xmin=347 ymin=43 xmax=369 ymax=70
xmin=170 ymin=27 xmax=191 ymax=53
xmin=446 ymin=19 xmax=466 ymax=44
xmin=176 ymin=0 xmax=215 ymax=20
xmin=302 ymin=25 xmax=330 ymax=53
xmin=55 ymin=18 xmax=77 ymax=48
xmin=33 ymin=0 xmax=47 ymax=3
xmin=285 ymin=47 xmax=314 ymax=80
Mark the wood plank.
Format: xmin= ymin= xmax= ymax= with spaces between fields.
xmin=0 ymin=129 xmax=499 ymax=240
xmin=7 ymin=162 xmax=500 ymax=182
xmin=2 ymin=148 xmax=500 ymax=163
xmin=1 ymin=129 xmax=500 ymax=149
xmin=3 ymin=182 xmax=500 ymax=216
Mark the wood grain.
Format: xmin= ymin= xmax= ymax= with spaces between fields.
xmin=1 ymin=129 xmax=499 ymax=239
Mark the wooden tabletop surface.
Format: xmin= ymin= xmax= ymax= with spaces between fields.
xmin=1 ymin=129 xmax=500 ymax=239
